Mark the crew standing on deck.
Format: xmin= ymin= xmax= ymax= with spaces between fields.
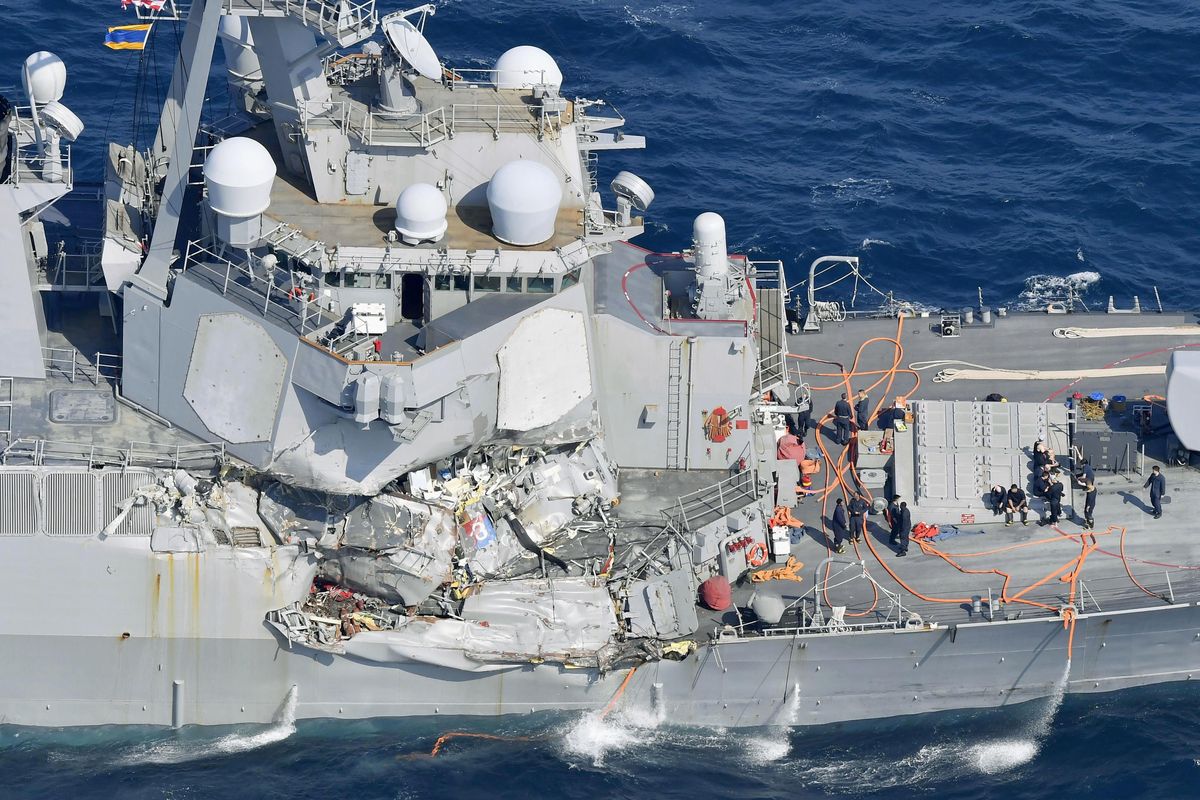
xmin=855 ymin=390 xmax=870 ymax=432
xmin=1040 ymin=474 xmax=1064 ymax=526
xmin=1075 ymin=460 xmax=1097 ymax=528
xmin=848 ymin=494 xmax=869 ymax=543
xmin=893 ymin=502 xmax=912 ymax=557
xmin=1144 ymin=465 xmax=1166 ymax=519
xmin=887 ymin=495 xmax=902 ymax=546
xmin=833 ymin=393 xmax=853 ymax=445
xmin=831 ymin=497 xmax=850 ymax=554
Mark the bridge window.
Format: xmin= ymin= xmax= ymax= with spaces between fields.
xmin=526 ymin=276 xmax=554 ymax=294
xmin=474 ymin=275 xmax=501 ymax=293
xmin=506 ymin=276 xmax=522 ymax=293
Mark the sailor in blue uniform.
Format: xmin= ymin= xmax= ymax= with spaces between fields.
xmin=833 ymin=393 xmax=853 ymax=445
xmin=1144 ymin=465 xmax=1166 ymax=519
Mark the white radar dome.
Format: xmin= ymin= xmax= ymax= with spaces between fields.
xmin=692 ymin=212 xmax=729 ymax=279
xmin=493 ymin=46 xmax=563 ymax=91
xmin=395 ymin=183 xmax=448 ymax=245
xmin=23 ymin=52 xmax=67 ymax=105
xmin=203 ymin=137 xmax=277 ymax=218
xmin=487 ymin=160 xmax=563 ymax=246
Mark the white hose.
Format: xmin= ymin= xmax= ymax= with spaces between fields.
xmin=909 ymin=360 xmax=1166 ymax=384
xmin=1053 ymin=325 xmax=1200 ymax=339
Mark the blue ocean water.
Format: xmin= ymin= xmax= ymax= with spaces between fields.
xmin=3 ymin=1 xmax=1200 ymax=797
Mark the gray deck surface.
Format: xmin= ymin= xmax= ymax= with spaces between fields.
xmin=735 ymin=310 xmax=1200 ymax=632
xmin=790 ymin=311 xmax=1200 ymax=405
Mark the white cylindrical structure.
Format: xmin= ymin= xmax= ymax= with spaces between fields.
xmin=204 ymin=137 xmax=277 ymax=248
xmin=23 ymin=52 xmax=66 ymax=105
xmin=395 ymin=183 xmax=448 ymax=245
xmin=487 ymin=160 xmax=562 ymax=246
xmin=493 ymin=46 xmax=563 ymax=91
xmin=692 ymin=212 xmax=729 ymax=279
xmin=218 ymin=15 xmax=261 ymax=83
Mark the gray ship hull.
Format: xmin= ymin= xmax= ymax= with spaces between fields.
xmin=4 ymin=599 xmax=1197 ymax=728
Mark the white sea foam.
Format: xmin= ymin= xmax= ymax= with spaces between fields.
xmin=968 ymin=738 xmax=1039 ymax=774
xmin=860 ymin=238 xmax=893 ymax=249
xmin=559 ymin=711 xmax=642 ymax=767
xmin=1015 ymin=271 xmax=1101 ymax=309
xmin=745 ymin=685 xmax=801 ymax=764
xmin=119 ymin=686 xmax=298 ymax=766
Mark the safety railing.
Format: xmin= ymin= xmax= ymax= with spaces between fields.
xmin=42 ymin=348 xmax=122 ymax=385
xmin=663 ymin=469 xmax=760 ymax=532
xmin=225 ymin=0 xmax=377 ymax=42
xmin=441 ymin=66 xmax=554 ymax=91
xmin=40 ymin=242 xmax=106 ymax=291
xmin=179 ymin=238 xmax=326 ymax=334
xmin=1 ymin=437 xmax=226 ymax=470
xmin=6 ymin=141 xmax=72 ymax=189
xmin=300 ymin=100 xmax=449 ymax=148
xmin=323 ymin=52 xmax=381 ymax=86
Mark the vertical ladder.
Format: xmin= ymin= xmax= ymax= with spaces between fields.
xmin=0 ymin=377 xmax=12 ymax=446
xmin=665 ymin=339 xmax=684 ymax=470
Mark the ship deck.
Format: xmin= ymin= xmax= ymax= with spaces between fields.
xmin=708 ymin=309 xmax=1200 ymax=634
xmin=726 ymin=466 xmax=1200 ymax=632
xmin=788 ymin=310 xmax=1200 ymax=406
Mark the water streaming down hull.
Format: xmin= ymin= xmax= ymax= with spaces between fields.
xmin=967 ymin=660 xmax=1071 ymax=775
xmin=746 ymin=683 xmax=802 ymax=764
xmin=120 ymin=686 xmax=300 ymax=766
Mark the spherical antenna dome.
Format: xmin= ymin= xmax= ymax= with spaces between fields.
xmin=487 ymin=160 xmax=563 ymax=246
xmin=395 ymin=183 xmax=448 ymax=245
xmin=493 ymin=46 xmax=563 ymax=91
xmin=23 ymin=52 xmax=66 ymax=105
xmin=203 ymin=137 xmax=277 ymax=218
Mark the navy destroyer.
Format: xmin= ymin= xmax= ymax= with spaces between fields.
xmin=1 ymin=1 xmax=1198 ymax=731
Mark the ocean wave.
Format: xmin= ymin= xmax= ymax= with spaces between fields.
xmin=1014 ymin=271 xmax=1102 ymax=310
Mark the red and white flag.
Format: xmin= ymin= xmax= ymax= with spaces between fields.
xmin=121 ymin=0 xmax=167 ymax=11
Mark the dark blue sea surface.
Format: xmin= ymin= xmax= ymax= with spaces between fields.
xmin=3 ymin=1 xmax=1200 ymax=797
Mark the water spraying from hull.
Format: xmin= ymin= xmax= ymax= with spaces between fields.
xmin=120 ymin=685 xmax=300 ymax=765
xmin=746 ymin=683 xmax=801 ymax=764
xmin=967 ymin=659 xmax=1071 ymax=774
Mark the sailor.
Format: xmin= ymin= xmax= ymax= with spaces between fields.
xmin=1074 ymin=460 xmax=1096 ymax=528
xmin=887 ymin=495 xmax=902 ymax=545
xmin=847 ymin=494 xmax=869 ymax=543
xmin=1040 ymin=476 xmax=1064 ymax=526
xmin=1005 ymin=484 xmax=1030 ymax=526
xmin=989 ymin=484 xmax=1007 ymax=516
xmin=830 ymin=498 xmax=850 ymax=554
xmin=833 ymin=393 xmax=853 ymax=445
xmin=854 ymin=390 xmax=870 ymax=432
xmin=1144 ymin=465 xmax=1166 ymax=519
xmin=894 ymin=501 xmax=912 ymax=557
xmin=786 ymin=386 xmax=812 ymax=441
xmin=1033 ymin=466 xmax=1052 ymax=498
xmin=1033 ymin=440 xmax=1050 ymax=469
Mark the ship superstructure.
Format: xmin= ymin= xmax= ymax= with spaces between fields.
xmin=0 ymin=1 xmax=1198 ymax=730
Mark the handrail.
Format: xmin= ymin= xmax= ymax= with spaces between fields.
xmin=180 ymin=238 xmax=326 ymax=334
xmin=1 ymin=436 xmax=226 ymax=469
xmin=664 ymin=469 xmax=760 ymax=532
xmin=42 ymin=347 xmax=122 ymax=385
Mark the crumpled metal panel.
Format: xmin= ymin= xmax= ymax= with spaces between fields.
xmin=317 ymin=494 xmax=456 ymax=605
xmin=461 ymin=577 xmax=619 ymax=654
xmin=624 ymin=568 xmax=700 ymax=640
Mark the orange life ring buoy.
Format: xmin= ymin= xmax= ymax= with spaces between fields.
xmin=704 ymin=406 xmax=733 ymax=443
xmin=746 ymin=542 xmax=768 ymax=567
